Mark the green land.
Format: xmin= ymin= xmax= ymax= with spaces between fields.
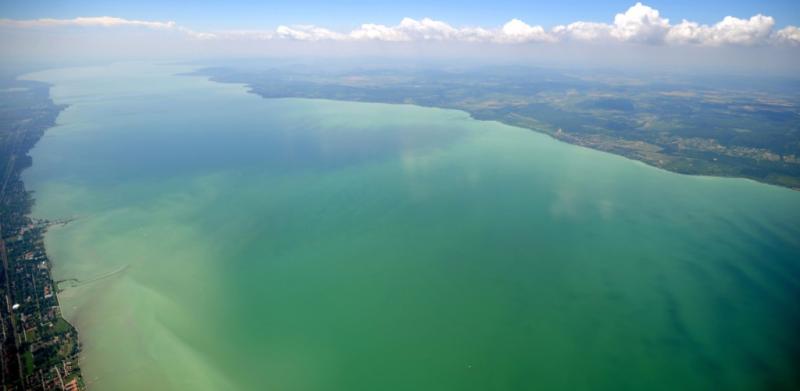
xmin=200 ymin=64 xmax=800 ymax=189
xmin=0 ymin=75 xmax=84 ymax=390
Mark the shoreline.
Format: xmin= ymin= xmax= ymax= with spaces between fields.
xmin=11 ymin=62 xmax=800 ymax=390
xmin=200 ymin=79 xmax=800 ymax=194
xmin=0 ymin=76 xmax=85 ymax=389
xmin=195 ymin=67 xmax=800 ymax=192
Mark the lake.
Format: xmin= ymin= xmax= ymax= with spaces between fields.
xmin=23 ymin=63 xmax=800 ymax=390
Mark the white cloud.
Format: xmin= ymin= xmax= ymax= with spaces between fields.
xmin=667 ymin=15 xmax=774 ymax=45
xmin=275 ymin=25 xmax=345 ymax=41
xmin=552 ymin=3 xmax=671 ymax=44
xmin=497 ymin=19 xmax=554 ymax=43
xmin=552 ymin=22 xmax=612 ymax=42
xmin=397 ymin=17 xmax=457 ymax=40
xmin=350 ymin=23 xmax=412 ymax=41
xmin=0 ymin=16 xmax=218 ymax=40
xmin=611 ymin=2 xmax=670 ymax=43
xmin=0 ymin=16 xmax=176 ymax=29
xmin=349 ymin=18 xmax=496 ymax=42
xmin=1 ymin=4 xmax=798 ymax=47
xmin=774 ymin=26 xmax=800 ymax=45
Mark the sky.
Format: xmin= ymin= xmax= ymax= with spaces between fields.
xmin=1 ymin=1 xmax=799 ymax=74
xmin=2 ymin=0 xmax=799 ymax=30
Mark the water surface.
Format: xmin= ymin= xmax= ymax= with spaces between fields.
xmin=23 ymin=63 xmax=800 ymax=390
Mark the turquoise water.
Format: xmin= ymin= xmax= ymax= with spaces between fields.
xmin=22 ymin=63 xmax=800 ymax=390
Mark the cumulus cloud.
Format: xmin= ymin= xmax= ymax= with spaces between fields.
xmin=350 ymin=22 xmax=413 ymax=41
xmin=2 ymin=3 xmax=798 ymax=46
xmin=348 ymin=18 xmax=496 ymax=42
xmin=774 ymin=26 xmax=800 ymax=45
xmin=497 ymin=19 xmax=554 ymax=43
xmin=349 ymin=18 xmax=448 ymax=41
xmin=552 ymin=3 xmax=792 ymax=46
xmin=552 ymin=22 xmax=612 ymax=42
xmin=260 ymin=18 xmax=554 ymax=44
xmin=609 ymin=2 xmax=670 ymax=43
xmin=666 ymin=15 xmax=775 ymax=45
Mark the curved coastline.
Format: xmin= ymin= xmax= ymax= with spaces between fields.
xmin=197 ymin=68 xmax=800 ymax=192
xmin=20 ymin=62 xmax=800 ymax=391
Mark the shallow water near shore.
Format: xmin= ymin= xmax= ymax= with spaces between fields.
xmin=22 ymin=63 xmax=800 ymax=390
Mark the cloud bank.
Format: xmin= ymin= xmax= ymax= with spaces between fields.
xmin=1 ymin=2 xmax=798 ymax=47
xmin=0 ymin=15 xmax=215 ymax=39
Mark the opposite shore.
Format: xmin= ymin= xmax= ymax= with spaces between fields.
xmin=197 ymin=66 xmax=800 ymax=192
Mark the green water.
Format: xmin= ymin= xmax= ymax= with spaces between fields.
xmin=22 ymin=63 xmax=800 ymax=390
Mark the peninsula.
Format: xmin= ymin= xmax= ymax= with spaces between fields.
xmin=198 ymin=64 xmax=800 ymax=190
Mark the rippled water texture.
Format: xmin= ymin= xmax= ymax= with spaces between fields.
xmin=22 ymin=63 xmax=800 ymax=390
